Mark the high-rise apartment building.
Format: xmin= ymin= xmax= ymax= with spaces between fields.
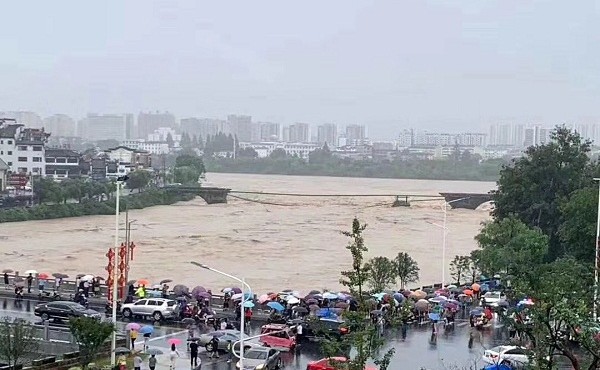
xmin=43 ymin=114 xmax=76 ymax=137
xmin=317 ymin=123 xmax=337 ymax=146
xmin=227 ymin=115 xmax=253 ymax=142
xmin=397 ymin=129 xmax=413 ymax=147
xmin=125 ymin=114 xmax=135 ymax=139
xmin=288 ymin=123 xmax=310 ymax=143
xmin=78 ymin=114 xmax=128 ymax=141
xmin=0 ymin=111 xmax=43 ymax=129
xmin=137 ymin=111 xmax=176 ymax=139
xmin=345 ymin=124 xmax=366 ymax=144
xmin=181 ymin=118 xmax=229 ymax=140
xmin=260 ymin=122 xmax=280 ymax=141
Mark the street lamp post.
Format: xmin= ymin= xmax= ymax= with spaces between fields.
xmin=594 ymin=178 xmax=600 ymax=321
xmin=190 ymin=262 xmax=252 ymax=369
xmin=111 ymin=176 xmax=128 ymax=367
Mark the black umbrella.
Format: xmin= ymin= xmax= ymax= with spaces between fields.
xmin=2 ymin=269 xmax=13 ymax=274
xmin=52 ymin=273 xmax=68 ymax=279
xmin=113 ymin=347 xmax=130 ymax=355
xmin=146 ymin=348 xmax=163 ymax=355
xmin=292 ymin=306 xmax=308 ymax=313
xmin=187 ymin=337 xmax=200 ymax=342
xmin=308 ymin=290 xmax=321 ymax=295
xmin=160 ymin=279 xmax=173 ymax=285
xmin=76 ymin=274 xmax=86 ymax=279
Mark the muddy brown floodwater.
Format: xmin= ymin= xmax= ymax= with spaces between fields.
xmin=0 ymin=173 xmax=494 ymax=294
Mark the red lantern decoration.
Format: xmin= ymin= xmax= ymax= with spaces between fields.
xmin=129 ymin=242 xmax=136 ymax=261
xmin=106 ymin=248 xmax=115 ymax=259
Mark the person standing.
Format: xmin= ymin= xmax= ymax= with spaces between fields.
xmin=54 ymin=277 xmax=61 ymax=293
xmin=26 ymin=273 xmax=33 ymax=293
xmin=130 ymin=329 xmax=138 ymax=350
xmin=227 ymin=339 xmax=233 ymax=363
xmin=162 ymin=283 xmax=169 ymax=298
xmin=210 ymin=335 xmax=220 ymax=358
xmin=169 ymin=343 xmax=180 ymax=370
xmin=189 ymin=339 xmax=199 ymax=368
xmin=38 ymin=279 xmax=45 ymax=294
xmin=3 ymin=272 xmax=9 ymax=290
xmin=296 ymin=323 xmax=303 ymax=344
xmin=148 ymin=354 xmax=157 ymax=370
xmin=143 ymin=333 xmax=150 ymax=352
xmin=83 ymin=279 xmax=90 ymax=297
xmin=133 ymin=354 xmax=142 ymax=370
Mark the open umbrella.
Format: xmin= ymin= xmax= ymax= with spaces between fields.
xmin=127 ymin=280 xmax=137 ymax=285
xmin=471 ymin=283 xmax=481 ymax=291
xmin=243 ymin=301 xmax=255 ymax=308
xmin=429 ymin=296 xmax=447 ymax=304
xmin=306 ymin=298 xmax=318 ymax=305
xmin=95 ymin=276 xmax=105 ymax=281
xmin=146 ymin=348 xmax=163 ymax=355
xmin=125 ymin=323 xmax=141 ymax=331
xmin=37 ymin=273 xmax=50 ymax=280
xmin=322 ymin=292 xmax=338 ymax=300
xmin=463 ymin=289 xmax=474 ymax=296
xmin=309 ymin=290 xmax=321 ymax=295
xmin=231 ymin=293 xmax=243 ymax=301
xmin=258 ymin=294 xmax=271 ymax=304
xmin=76 ymin=273 xmax=86 ymax=279
xmin=231 ymin=287 xmax=242 ymax=294
xmin=309 ymin=304 xmax=320 ymax=311
xmin=114 ymin=347 xmax=130 ymax=355
xmin=221 ymin=287 xmax=232 ymax=293
xmin=484 ymin=365 xmax=511 ymax=370
xmin=196 ymin=292 xmax=211 ymax=300
xmin=393 ymin=292 xmax=405 ymax=303
xmin=287 ymin=297 xmax=300 ymax=305
xmin=159 ymin=279 xmax=173 ymax=285
xmin=2 ymin=269 xmax=12 ymax=274
xmin=415 ymin=299 xmax=429 ymax=311
xmin=496 ymin=300 xmax=510 ymax=308
xmin=470 ymin=307 xmax=484 ymax=316
xmin=267 ymin=302 xmax=285 ymax=312
xmin=81 ymin=275 xmax=95 ymax=281
xmin=410 ymin=290 xmax=427 ymax=300
xmin=335 ymin=301 xmax=349 ymax=309
xmin=370 ymin=309 xmax=383 ymax=315
xmin=139 ymin=325 xmax=154 ymax=335
xmin=52 ymin=273 xmax=67 ymax=279
xmin=173 ymin=284 xmax=189 ymax=296
xmin=167 ymin=338 xmax=181 ymax=346
xmin=293 ymin=306 xmax=309 ymax=314
xmin=24 ymin=270 xmax=37 ymax=275
xmin=191 ymin=286 xmax=206 ymax=295
xmin=137 ymin=278 xmax=150 ymax=287
xmin=429 ymin=312 xmax=441 ymax=321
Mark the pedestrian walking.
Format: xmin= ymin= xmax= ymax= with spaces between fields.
xmin=227 ymin=339 xmax=233 ymax=363
xmin=38 ymin=279 xmax=45 ymax=294
xmin=169 ymin=343 xmax=180 ymax=370
xmin=133 ymin=354 xmax=142 ymax=370
xmin=210 ymin=335 xmax=220 ymax=358
xmin=83 ymin=279 xmax=90 ymax=297
xmin=220 ymin=318 xmax=228 ymax=331
xmin=190 ymin=339 xmax=199 ymax=368
xmin=148 ymin=354 xmax=157 ymax=370
xmin=130 ymin=329 xmax=138 ymax=349
xmin=143 ymin=333 xmax=150 ymax=352
xmin=3 ymin=272 xmax=9 ymax=290
xmin=54 ymin=277 xmax=61 ymax=293
xmin=296 ymin=323 xmax=303 ymax=343
xmin=26 ymin=273 xmax=33 ymax=293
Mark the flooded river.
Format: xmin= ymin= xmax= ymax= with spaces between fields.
xmin=0 ymin=173 xmax=494 ymax=293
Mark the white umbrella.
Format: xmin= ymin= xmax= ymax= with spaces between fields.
xmin=287 ymin=297 xmax=300 ymax=305
xmin=24 ymin=270 xmax=37 ymax=275
xmin=81 ymin=275 xmax=95 ymax=281
xmin=322 ymin=292 xmax=338 ymax=300
xmin=231 ymin=293 xmax=243 ymax=301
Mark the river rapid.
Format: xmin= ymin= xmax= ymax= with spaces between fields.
xmin=0 ymin=173 xmax=494 ymax=294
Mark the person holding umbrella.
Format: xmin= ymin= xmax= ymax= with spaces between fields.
xmin=129 ymin=329 xmax=138 ymax=350
xmin=169 ymin=343 xmax=181 ymax=370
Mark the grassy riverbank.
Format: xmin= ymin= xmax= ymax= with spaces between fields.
xmin=205 ymin=157 xmax=504 ymax=181
xmin=0 ymin=189 xmax=195 ymax=223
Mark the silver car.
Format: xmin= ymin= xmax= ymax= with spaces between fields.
xmin=236 ymin=347 xmax=282 ymax=370
xmin=121 ymin=298 xmax=177 ymax=321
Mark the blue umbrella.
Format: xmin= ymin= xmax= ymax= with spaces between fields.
xmin=139 ymin=325 xmax=154 ymax=335
xmin=393 ymin=292 xmax=405 ymax=303
xmin=484 ymin=365 xmax=511 ymax=370
xmin=267 ymin=301 xmax=285 ymax=311
xmin=317 ymin=308 xmax=338 ymax=318
xmin=470 ymin=308 xmax=484 ymax=316
xmin=428 ymin=313 xmax=440 ymax=322
xmin=243 ymin=301 xmax=255 ymax=308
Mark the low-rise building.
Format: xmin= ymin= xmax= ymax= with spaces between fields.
xmin=121 ymin=140 xmax=170 ymax=154
xmin=104 ymin=146 xmax=152 ymax=178
xmin=0 ymin=119 xmax=49 ymax=176
xmin=238 ymin=142 xmax=319 ymax=159
xmin=45 ymin=148 xmax=85 ymax=180
xmin=0 ymin=158 xmax=8 ymax=191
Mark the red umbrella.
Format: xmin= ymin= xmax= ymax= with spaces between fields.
xmin=168 ymin=338 xmax=182 ymax=346
xmin=38 ymin=273 xmax=50 ymax=280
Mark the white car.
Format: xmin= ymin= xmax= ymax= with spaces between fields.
xmin=482 ymin=291 xmax=505 ymax=307
xmin=483 ymin=345 xmax=529 ymax=366
xmin=121 ymin=298 xmax=177 ymax=321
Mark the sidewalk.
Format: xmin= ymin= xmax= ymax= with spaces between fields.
xmin=146 ymin=352 xmax=229 ymax=370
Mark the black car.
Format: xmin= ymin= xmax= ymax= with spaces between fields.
xmin=303 ymin=318 xmax=349 ymax=340
xmin=34 ymin=301 xmax=102 ymax=322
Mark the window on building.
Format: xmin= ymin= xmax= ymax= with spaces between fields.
xmin=67 ymin=158 xmax=78 ymax=164
xmin=32 ymin=146 xmax=42 ymax=151
xmin=17 ymin=167 xmax=27 ymax=173
xmin=33 ymin=157 xmax=42 ymax=162
xmin=18 ymin=146 xmax=27 ymax=151
xmin=7 ymin=162 xmax=12 ymax=166
xmin=18 ymin=157 xmax=27 ymax=162
xmin=55 ymin=169 xmax=66 ymax=175
xmin=32 ymin=167 xmax=39 ymax=173
xmin=7 ymin=140 xmax=12 ymax=145
xmin=46 ymin=158 xmax=55 ymax=163
xmin=56 ymin=158 xmax=66 ymax=163
xmin=7 ymin=151 xmax=12 ymax=155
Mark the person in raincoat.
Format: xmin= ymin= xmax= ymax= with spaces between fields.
xmin=135 ymin=285 xmax=146 ymax=299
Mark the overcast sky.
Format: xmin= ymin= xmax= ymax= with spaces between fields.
xmin=1 ymin=0 xmax=598 ymax=138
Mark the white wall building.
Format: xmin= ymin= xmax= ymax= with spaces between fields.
xmin=122 ymin=139 xmax=170 ymax=154
xmin=0 ymin=120 xmax=48 ymax=175
xmin=238 ymin=142 xmax=319 ymax=159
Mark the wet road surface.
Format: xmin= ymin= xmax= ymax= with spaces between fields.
xmin=0 ymin=296 xmax=510 ymax=369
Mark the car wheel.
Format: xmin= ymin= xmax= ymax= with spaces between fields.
xmin=152 ymin=312 xmax=163 ymax=321
xmin=122 ymin=309 xmax=132 ymax=318
xmin=41 ymin=313 xmax=49 ymax=321
xmin=205 ymin=343 xmax=213 ymax=352
xmin=275 ymin=358 xmax=282 ymax=369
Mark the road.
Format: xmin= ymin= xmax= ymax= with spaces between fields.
xmin=0 ymin=296 xmax=513 ymax=369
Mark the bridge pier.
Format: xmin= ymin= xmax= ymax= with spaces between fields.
xmin=439 ymin=192 xmax=493 ymax=209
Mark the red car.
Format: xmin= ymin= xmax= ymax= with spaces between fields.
xmin=306 ymin=357 xmax=377 ymax=370
xmin=259 ymin=323 xmax=297 ymax=351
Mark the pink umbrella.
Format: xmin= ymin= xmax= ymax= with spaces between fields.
xmin=168 ymin=338 xmax=182 ymax=346
xmin=125 ymin=323 xmax=141 ymax=331
xmin=258 ymin=294 xmax=271 ymax=304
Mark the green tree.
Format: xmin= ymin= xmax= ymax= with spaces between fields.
xmin=323 ymin=218 xmax=394 ymax=370
xmin=492 ymin=126 xmax=594 ymax=260
xmin=393 ymin=252 xmax=419 ymax=289
xmin=309 ymin=143 xmax=333 ymax=164
xmin=238 ymin=147 xmax=258 ymax=158
xmin=173 ymin=166 xmax=200 ymax=184
xmin=364 ymin=256 xmax=396 ymax=292
xmin=69 ymin=317 xmax=114 ymax=370
xmin=475 ymin=217 xmax=548 ymax=277
xmin=126 ymin=170 xmax=152 ymax=193
xmin=449 ymin=255 xmax=471 ymax=286
xmin=166 ymin=132 xmax=174 ymax=148
xmin=0 ymin=317 xmax=39 ymax=369
xmin=175 ymin=154 xmax=206 ymax=176
xmin=269 ymin=148 xmax=287 ymax=159
xmin=559 ymin=186 xmax=598 ymax=262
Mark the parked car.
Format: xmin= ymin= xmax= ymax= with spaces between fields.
xmin=236 ymin=347 xmax=282 ymax=369
xmin=34 ymin=301 xmax=102 ymax=322
xmin=483 ymin=345 xmax=529 ymax=366
xmin=121 ymin=298 xmax=177 ymax=321
xmin=259 ymin=324 xmax=296 ymax=351
xmin=482 ymin=291 xmax=506 ymax=307
xmin=198 ymin=330 xmax=258 ymax=353
xmin=307 ymin=357 xmax=377 ymax=370
xmin=304 ymin=318 xmax=349 ymax=340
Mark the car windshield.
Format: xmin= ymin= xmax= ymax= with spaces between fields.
xmin=245 ymin=351 xmax=268 ymax=360
xmin=167 ymin=301 xmax=176 ymax=307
